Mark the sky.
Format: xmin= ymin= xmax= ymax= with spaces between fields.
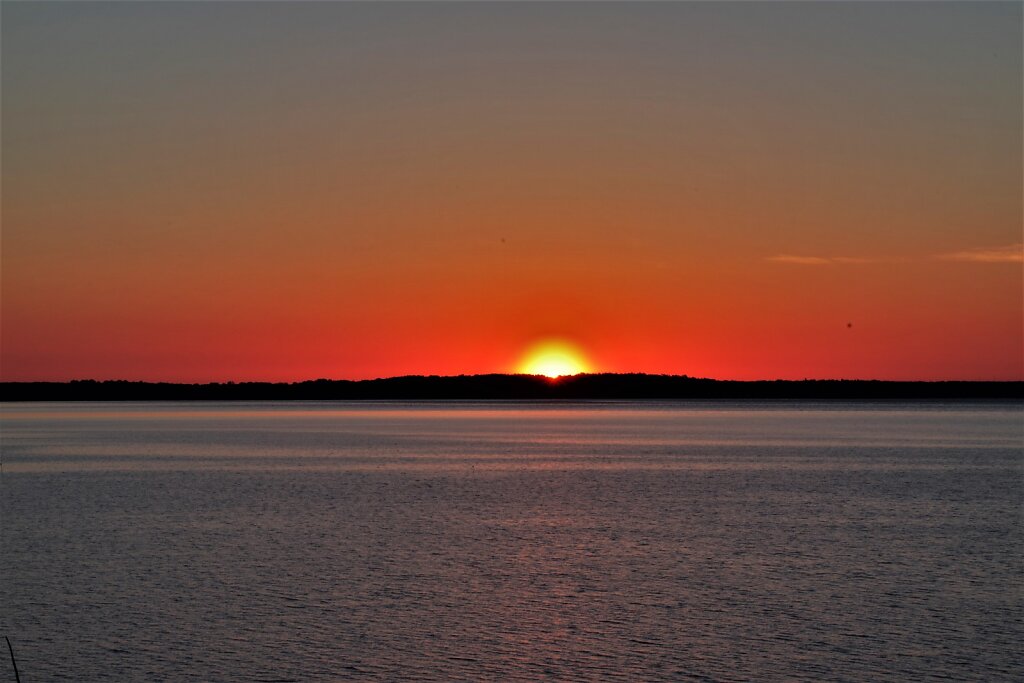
xmin=2 ymin=1 xmax=1022 ymax=382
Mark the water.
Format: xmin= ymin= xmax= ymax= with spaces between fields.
xmin=1 ymin=401 xmax=1021 ymax=681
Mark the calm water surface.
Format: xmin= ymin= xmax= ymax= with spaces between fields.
xmin=1 ymin=401 xmax=1021 ymax=681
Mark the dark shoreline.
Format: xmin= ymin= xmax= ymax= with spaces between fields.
xmin=2 ymin=374 xmax=1021 ymax=401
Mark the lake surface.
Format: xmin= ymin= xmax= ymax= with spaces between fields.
xmin=1 ymin=401 xmax=1021 ymax=681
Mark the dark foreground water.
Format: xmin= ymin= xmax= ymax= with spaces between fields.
xmin=1 ymin=401 xmax=1021 ymax=681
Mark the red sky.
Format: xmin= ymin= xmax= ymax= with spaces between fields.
xmin=2 ymin=3 xmax=1021 ymax=382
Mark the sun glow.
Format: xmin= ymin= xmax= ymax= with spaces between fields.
xmin=517 ymin=340 xmax=592 ymax=378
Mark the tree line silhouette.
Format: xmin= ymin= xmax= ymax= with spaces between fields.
xmin=2 ymin=374 xmax=1021 ymax=401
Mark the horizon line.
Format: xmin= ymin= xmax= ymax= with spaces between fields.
xmin=3 ymin=373 xmax=1023 ymax=385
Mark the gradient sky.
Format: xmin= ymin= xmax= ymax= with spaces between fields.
xmin=3 ymin=1 xmax=1022 ymax=382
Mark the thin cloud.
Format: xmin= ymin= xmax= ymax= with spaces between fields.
xmin=769 ymin=245 xmax=1023 ymax=266
xmin=934 ymin=244 xmax=1023 ymax=263
xmin=767 ymin=255 xmax=835 ymax=265
xmin=767 ymin=255 xmax=886 ymax=265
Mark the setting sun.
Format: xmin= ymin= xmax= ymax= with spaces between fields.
xmin=517 ymin=340 xmax=592 ymax=378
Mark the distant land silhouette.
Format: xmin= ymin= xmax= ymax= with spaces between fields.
xmin=2 ymin=374 xmax=1021 ymax=401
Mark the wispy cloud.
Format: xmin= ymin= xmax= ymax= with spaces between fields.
xmin=934 ymin=243 xmax=1023 ymax=263
xmin=769 ymin=244 xmax=1023 ymax=265
xmin=766 ymin=255 xmax=885 ymax=266
xmin=767 ymin=255 xmax=834 ymax=265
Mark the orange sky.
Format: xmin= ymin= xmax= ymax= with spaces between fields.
xmin=2 ymin=2 xmax=1021 ymax=382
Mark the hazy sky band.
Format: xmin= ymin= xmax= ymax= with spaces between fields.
xmin=2 ymin=1 xmax=1021 ymax=381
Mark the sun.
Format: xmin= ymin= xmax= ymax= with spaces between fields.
xmin=517 ymin=339 xmax=592 ymax=378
